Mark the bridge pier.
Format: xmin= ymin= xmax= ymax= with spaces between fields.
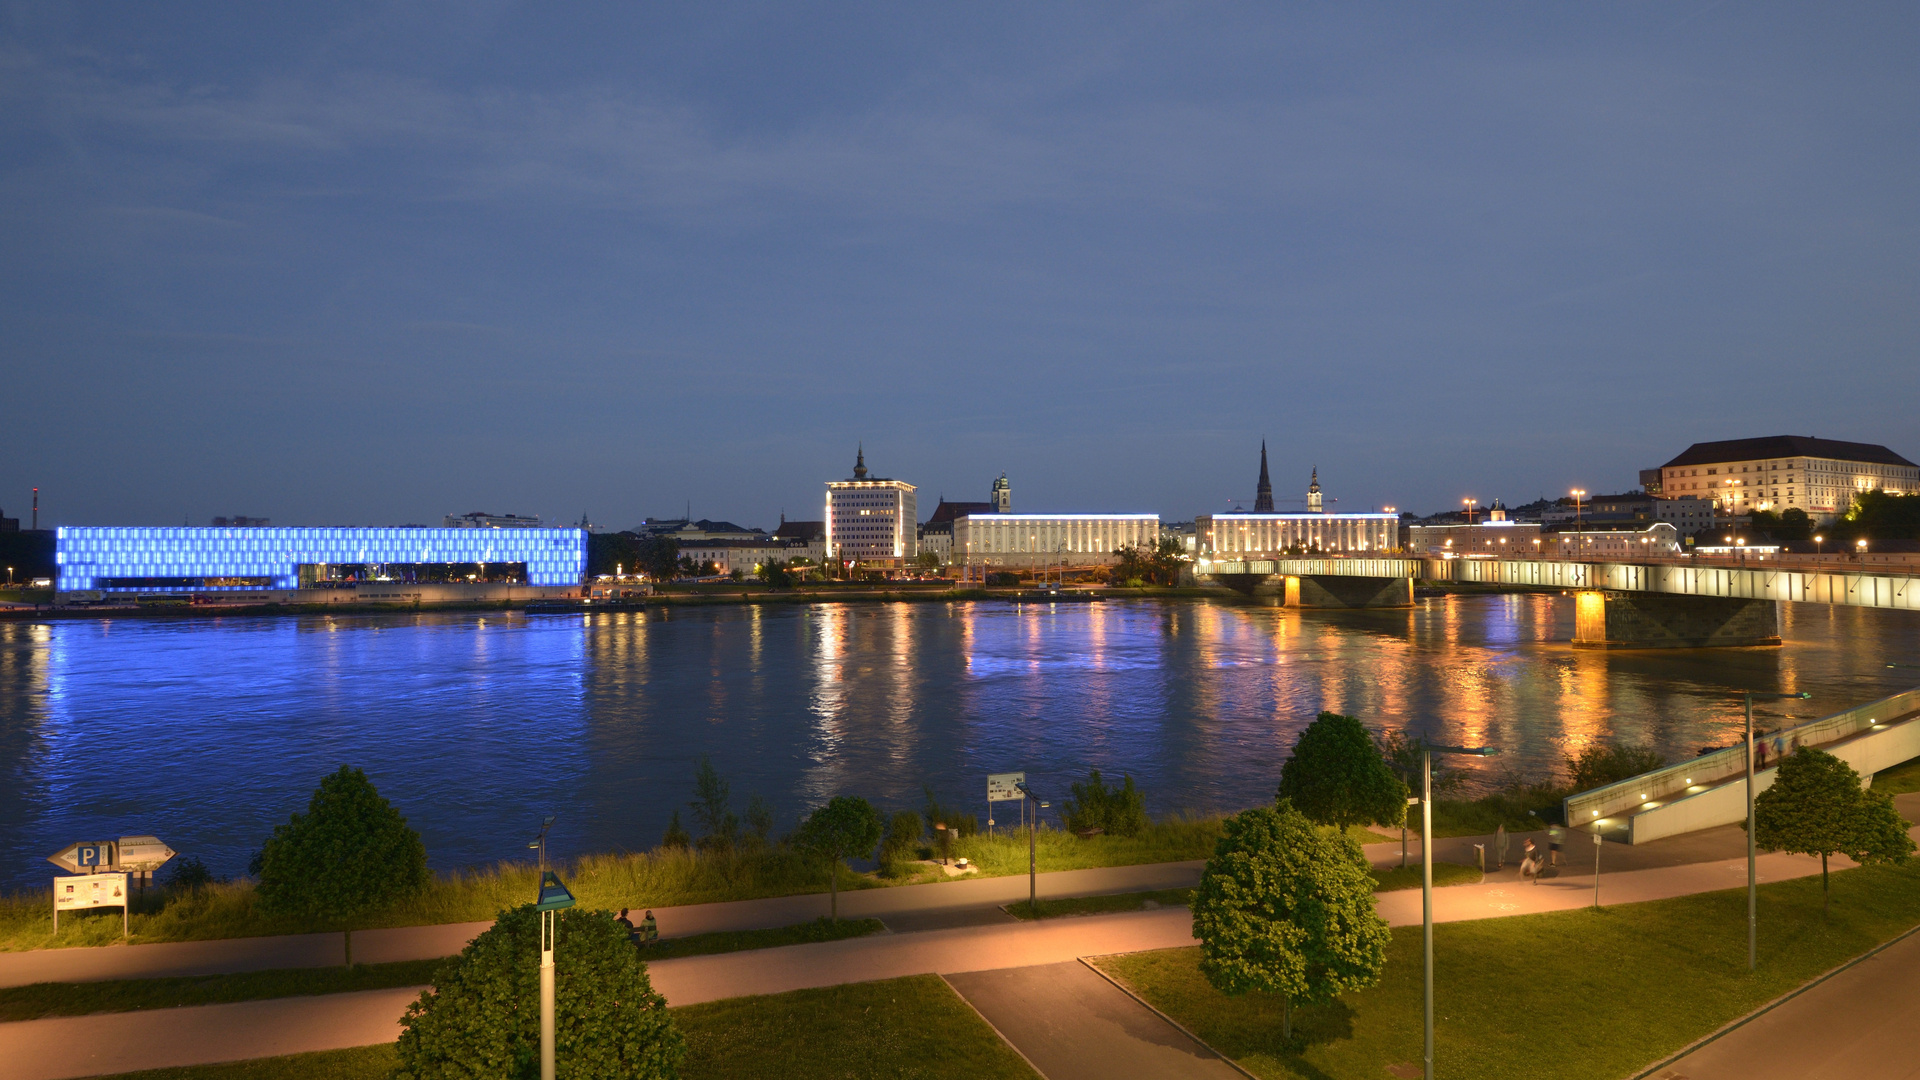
xmin=1572 ymin=591 xmax=1780 ymax=649
xmin=1286 ymin=575 xmax=1413 ymax=609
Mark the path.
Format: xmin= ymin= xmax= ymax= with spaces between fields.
xmin=946 ymin=962 xmax=1243 ymax=1080
xmin=1651 ymin=927 xmax=1920 ymax=1080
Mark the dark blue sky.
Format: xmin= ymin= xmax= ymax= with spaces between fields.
xmin=2 ymin=4 xmax=1914 ymax=528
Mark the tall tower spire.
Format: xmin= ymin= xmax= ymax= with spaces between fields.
xmin=1306 ymin=466 xmax=1323 ymax=514
xmin=853 ymin=443 xmax=868 ymax=480
xmin=1253 ymin=441 xmax=1274 ymax=513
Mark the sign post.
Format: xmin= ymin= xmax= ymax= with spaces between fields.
xmin=534 ymin=870 xmax=576 ymax=1080
xmin=986 ymin=773 xmax=1025 ymax=841
xmin=53 ymin=873 xmax=130 ymax=938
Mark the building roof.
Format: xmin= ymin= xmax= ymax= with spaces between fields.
xmin=772 ymin=519 xmax=825 ymax=540
xmin=1662 ymin=436 xmax=1916 ymax=470
xmin=925 ymin=499 xmax=996 ymax=526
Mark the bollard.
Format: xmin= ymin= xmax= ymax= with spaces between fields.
xmin=1473 ymin=843 xmax=1485 ymax=873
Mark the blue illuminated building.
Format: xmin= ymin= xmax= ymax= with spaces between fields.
xmin=56 ymin=527 xmax=587 ymax=593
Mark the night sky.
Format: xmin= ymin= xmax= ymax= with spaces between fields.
xmin=2 ymin=4 xmax=1914 ymax=529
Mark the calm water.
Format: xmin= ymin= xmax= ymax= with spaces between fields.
xmin=3 ymin=596 xmax=1917 ymax=892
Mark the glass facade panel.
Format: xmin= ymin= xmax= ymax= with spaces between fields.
xmin=55 ymin=527 xmax=587 ymax=592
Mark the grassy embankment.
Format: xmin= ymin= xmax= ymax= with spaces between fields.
xmin=0 ymin=918 xmax=885 ymax=1022
xmin=0 ymin=819 xmax=1231 ymax=952
xmin=1097 ymin=857 xmax=1920 ymax=1080
xmin=75 ymin=974 xmax=1038 ymax=1080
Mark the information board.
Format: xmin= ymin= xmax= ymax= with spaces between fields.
xmin=54 ymin=873 xmax=128 ymax=912
xmin=987 ymin=772 xmax=1026 ymax=803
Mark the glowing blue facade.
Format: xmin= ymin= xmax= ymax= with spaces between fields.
xmin=56 ymin=527 xmax=587 ymax=592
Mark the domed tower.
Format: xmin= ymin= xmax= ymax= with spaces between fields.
xmin=1253 ymin=442 xmax=1274 ymax=513
xmin=1306 ymin=467 xmax=1323 ymax=514
xmin=852 ymin=444 xmax=868 ymax=480
xmin=991 ymin=473 xmax=1011 ymax=513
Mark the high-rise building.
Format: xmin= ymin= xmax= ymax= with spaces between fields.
xmin=826 ymin=446 xmax=918 ymax=564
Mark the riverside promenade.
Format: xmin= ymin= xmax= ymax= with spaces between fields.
xmin=5 ymin=799 xmax=1917 ymax=1080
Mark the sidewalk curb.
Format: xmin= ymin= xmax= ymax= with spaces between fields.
xmin=937 ymin=973 xmax=1051 ymax=1079
xmin=1623 ymin=917 xmax=1920 ymax=1080
xmin=1076 ymin=954 xmax=1261 ymax=1080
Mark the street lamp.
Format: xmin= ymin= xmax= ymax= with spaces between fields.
xmin=1857 ymin=539 xmax=1869 ymax=559
xmin=1742 ymin=691 xmax=1811 ymax=971
xmin=1813 ymin=534 xmax=1824 ymax=556
xmin=1013 ymin=781 xmax=1050 ymax=915
xmin=1415 ymin=743 xmax=1498 ymax=1080
xmin=526 ymin=816 xmax=571 ymax=1080
xmin=1570 ymin=489 xmax=1586 ymax=531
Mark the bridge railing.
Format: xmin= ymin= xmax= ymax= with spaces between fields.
xmin=1562 ymin=685 xmax=1920 ymax=829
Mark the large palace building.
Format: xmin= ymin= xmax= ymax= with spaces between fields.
xmin=1195 ymin=449 xmax=1398 ymax=557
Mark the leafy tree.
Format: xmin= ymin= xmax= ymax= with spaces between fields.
xmin=688 ymin=757 xmax=738 ymax=852
xmin=636 ymin=536 xmax=680 ymax=582
xmin=1753 ymin=747 xmax=1915 ymax=910
xmin=744 ymin=795 xmax=775 ymax=846
xmin=256 ymin=765 xmax=429 ymax=965
xmin=1376 ymin=732 xmax=1464 ymax=864
xmin=1061 ymin=769 xmax=1149 ymax=837
xmin=658 ymin=812 xmax=690 ymax=851
xmin=1276 ymin=713 xmax=1408 ymax=832
xmin=587 ymin=532 xmax=645 ymax=578
xmin=1565 ymin=743 xmax=1665 ymax=791
xmin=756 ymin=559 xmax=794 ymax=589
xmin=1191 ymin=802 xmax=1390 ymax=1041
xmin=796 ymin=796 xmax=883 ymax=922
xmin=1835 ymin=489 xmax=1920 ymax=543
xmin=394 ymin=904 xmax=684 ymax=1080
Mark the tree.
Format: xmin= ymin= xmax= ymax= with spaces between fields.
xmin=1753 ymin=747 xmax=1915 ymax=911
xmin=796 ymin=796 xmax=883 ymax=922
xmin=1061 ymin=769 xmax=1149 ymax=837
xmin=658 ymin=812 xmax=690 ymax=851
xmin=394 ymin=904 xmax=684 ymax=1080
xmin=688 ymin=757 xmax=737 ymax=853
xmin=1191 ymin=802 xmax=1390 ymax=1041
xmin=1376 ymin=731 xmax=1464 ymax=866
xmin=637 ymin=536 xmax=680 ymax=582
xmin=1276 ymin=713 xmax=1408 ymax=832
xmin=756 ymin=559 xmax=793 ymax=589
xmin=256 ymin=765 xmax=429 ymax=965
xmin=587 ymin=532 xmax=645 ymax=577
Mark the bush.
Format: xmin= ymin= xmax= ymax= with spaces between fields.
xmin=1565 ymin=744 xmax=1666 ymax=791
xmin=1276 ymin=713 xmax=1408 ymax=831
xmin=256 ymin=765 xmax=429 ymax=964
xmin=879 ymin=811 xmax=924 ymax=875
xmin=1061 ymin=770 xmax=1149 ymax=838
xmin=658 ymin=812 xmax=691 ymax=851
xmin=164 ymin=856 xmax=214 ymax=896
xmin=395 ymin=904 xmax=684 ymax=1080
xmin=921 ymin=786 xmax=978 ymax=838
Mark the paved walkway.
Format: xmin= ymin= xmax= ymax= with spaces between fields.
xmin=1651 ymin=927 xmax=1920 ymax=1080
xmin=0 ymin=860 xmax=1204 ymax=989
xmin=946 ymin=962 xmax=1243 ymax=1080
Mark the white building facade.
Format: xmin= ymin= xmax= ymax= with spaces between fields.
xmin=952 ymin=513 xmax=1159 ymax=569
xmin=826 ymin=448 xmax=918 ymax=565
xmin=1542 ymin=522 xmax=1682 ymax=559
xmin=1195 ymin=512 xmax=1400 ymax=557
xmin=1657 ymin=436 xmax=1917 ymax=520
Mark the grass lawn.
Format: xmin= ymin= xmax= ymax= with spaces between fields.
xmin=1873 ymin=756 xmax=1920 ymax=796
xmin=1008 ymin=888 xmax=1193 ymax=919
xmin=1368 ymin=861 xmax=1481 ymax=892
xmin=74 ymin=1047 xmax=397 ymax=1080
xmin=675 ymin=973 xmax=1039 ymax=1079
xmin=1095 ymin=858 xmax=1920 ymax=1080
xmin=644 ymin=917 xmax=885 ymax=961
xmin=84 ymin=974 xmax=1037 ymax=1080
xmin=0 ymin=959 xmax=439 ymax=1022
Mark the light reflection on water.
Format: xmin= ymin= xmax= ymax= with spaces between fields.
xmin=1 ymin=596 xmax=1916 ymax=892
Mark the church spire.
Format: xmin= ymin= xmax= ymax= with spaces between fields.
xmin=1254 ymin=440 xmax=1274 ymax=513
xmin=853 ymin=443 xmax=868 ymax=480
xmin=1306 ymin=466 xmax=1323 ymax=514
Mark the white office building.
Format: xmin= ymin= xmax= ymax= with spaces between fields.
xmin=951 ymin=513 xmax=1159 ymax=570
xmin=826 ymin=447 xmax=918 ymax=565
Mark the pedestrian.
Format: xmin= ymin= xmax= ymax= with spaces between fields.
xmin=640 ymin=910 xmax=658 ymax=947
xmin=1755 ymin=739 xmax=1769 ymax=770
xmin=1520 ymin=838 xmax=1540 ymax=884
xmin=617 ymin=908 xmax=640 ymax=947
xmin=1548 ymin=825 xmax=1563 ymax=867
xmin=1494 ymin=824 xmax=1508 ymax=870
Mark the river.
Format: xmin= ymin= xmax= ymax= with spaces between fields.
xmin=3 ymin=595 xmax=1916 ymax=892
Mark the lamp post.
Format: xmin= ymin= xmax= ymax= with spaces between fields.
xmin=1813 ymin=534 xmax=1824 ymax=557
xmin=527 ymin=816 xmax=570 ymax=1080
xmin=1744 ymin=691 xmax=1811 ymax=971
xmin=1857 ymin=538 xmax=1868 ymax=560
xmin=1570 ymin=489 xmax=1586 ymax=531
xmin=1013 ymin=781 xmax=1049 ymax=915
xmin=1417 ymin=743 xmax=1498 ymax=1080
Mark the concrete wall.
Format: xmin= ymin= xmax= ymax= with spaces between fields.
xmin=1291 ymin=575 xmax=1413 ymax=608
xmin=1626 ymin=715 xmax=1920 ymax=844
xmin=57 ymin=583 xmax=582 ymax=607
xmin=1572 ymin=591 xmax=1780 ymax=648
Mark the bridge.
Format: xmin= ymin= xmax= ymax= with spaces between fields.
xmin=1192 ymin=553 xmax=1920 ymax=647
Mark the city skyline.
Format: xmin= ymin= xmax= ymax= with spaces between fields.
xmin=3 ymin=6 xmax=1915 ymax=527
